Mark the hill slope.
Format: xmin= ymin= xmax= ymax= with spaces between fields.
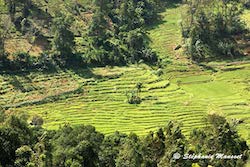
xmin=1 ymin=5 xmax=249 ymax=147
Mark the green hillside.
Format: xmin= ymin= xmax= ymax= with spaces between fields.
xmin=1 ymin=4 xmax=249 ymax=146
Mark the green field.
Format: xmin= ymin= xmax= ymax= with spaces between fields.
xmin=1 ymin=4 xmax=249 ymax=147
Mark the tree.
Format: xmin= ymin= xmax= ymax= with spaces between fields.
xmin=4 ymin=0 xmax=32 ymax=20
xmin=140 ymin=0 xmax=160 ymax=25
xmin=190 ymin=114 xmax=249 ymax=167
xmin=51 ymin=11 xmax=75 ymax=63
xmin=0 ymin=115 xmax=37 ymax=166
xmin=87 ymin=6 xmax=113 ymax=65
xmin=117 ymin=0 xmax=158 ymax=63
xmin=125 ymin=28 xmax=147 ymax=63
xmin=0 ymin=127 xmax=21 ymax=166
xmin=0 ymin=113 xmax=248 ymax=167
xmin=99 ymin=131 xmax=127 ymax=167
xmin=0 ymin=18 xmax=6 ymax=61
xmin=30 ymin=115 xmax=44 ymax=127
xmin=87 ymin=0 xmax=159 ymax=65
xmin=52 ymin=124 xmax=104 ymax=167
xmin=182 ymin=0 xmax=246 ymax=61
xmin=141 ymin=129 xmax=165 ymax=167
xmin=115 ymin=133 xmax=143 ymax=167
xmin=15 ymin=145 xmax=34 ymax=167
xmin=0 ymin=13 xmax=13 ymax=63
xmin=5 ymin=115 xmax=33 ymax=145
xmin=158 ymin=121 xmax=191 ymax=167
xmin=4 ymin=0 xmax=16 ymax=18
xmin=30 ymin=131 xmax=53 ymax=167
xmin=117 ymin=0 xmax=144 ymax=31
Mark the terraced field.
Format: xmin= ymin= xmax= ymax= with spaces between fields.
xmin=1 ymin=3 xmax=249 ymax=147
xmin=2 ymin=61 xmax=249 ymax=141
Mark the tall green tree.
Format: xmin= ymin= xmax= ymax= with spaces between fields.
xmin=141 ymin=129 xmax=165 ymax=167
xmin=182 ymin=0 xmax=246 ymax=61
xmin=99 ymin=132 xmax=127 ymax=167
xmin=0 ymin=127 xmax=21 ymax=166
xmin=190 ymin=114 xmax=249 ymax=167
xmin=4 ymin=0 xmax=16 ymax=16
xmin=87 ymin=5 xmax=113 ymax=65
xmin=51 ymin=11 xmax=75 ymax=63
xmin=4 ymin=0 xmax=32 ymax=19
xmin=0 ymin=116 xmax=33 ymax=166
xmin=30 ymin=131 xmax=53 ymax=167
xmin=52 ymin=124 xmax=104 ymax=167
xmin=5 ymin=115 xmax=33 ymax=145
xmin=158 ymin=121 xmax=191 ymax=167
xmin=116 ymin=133 xmax=143 ymax=167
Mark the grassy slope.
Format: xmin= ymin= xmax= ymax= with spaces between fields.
xmin=1 ymin=2 xmax=249 ymax=149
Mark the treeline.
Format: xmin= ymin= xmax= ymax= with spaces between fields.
xmin=0 ymin=0 xmax=168 ymax=71
xmin=181 ymin=0 xmax=249 ymax=61
xmin=1 ymin=0 xmax=249 ymax=70
xmin=0 ymin=113 xmax=249 ymax=167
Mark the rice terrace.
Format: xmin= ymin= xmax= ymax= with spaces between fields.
xmin=0 ymin=0 xmax=250 ymax=166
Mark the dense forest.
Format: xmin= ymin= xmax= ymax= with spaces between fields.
xmin=0 ymin=0 xmax=164 ymax=69
xmin=0 ymin=0 xmax=250 ymax=166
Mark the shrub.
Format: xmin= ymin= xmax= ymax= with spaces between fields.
xmin=0 ymin=53 xmax=9 ymax=69
xmin=126 ymin=90 xmax=142 ymax=104
xmin=35 ymin=53 xmax=58 ymax=71
xmin=11 ymin=52 xmax=32 ymax=70
xmin=217 ymin=41 xmax=237 ymax=58
xmin=30 ymin=115 xmax=44 ymax=127
xmin=126 ymin=82 xmax=143 ymax=104
xmin=140 ymin=47 xmax=158 ymax=64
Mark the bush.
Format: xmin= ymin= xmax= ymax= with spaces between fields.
xmin=217 ymin=41 xmax=237 ymax=58
xmin=11 ymin=52 xmax=33 ymax=70
xmin=126 ymin=82 xmax=143 ymax=104
xmin=34 ymin=53 xmax=58 ymax=71
xmin=0 ymin=53 xmax=9 ymax=69
xmin=30 ymin=115 xmax=44 ymax=127
xmin=126 ymin=91 xmax=142 ymax=104
xmin=140 ymin=48 xmax=158 ymax=64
